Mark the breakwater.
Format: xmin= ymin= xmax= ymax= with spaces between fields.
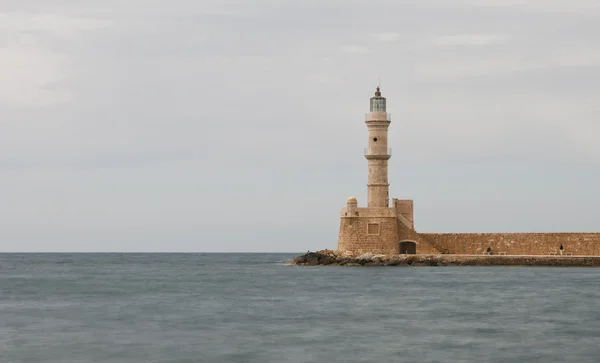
xmin=289 ymin=250 xmax=600 ymax=267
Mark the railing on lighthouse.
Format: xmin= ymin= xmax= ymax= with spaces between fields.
xmin=365 ymin=113 xmax=391 ymax=121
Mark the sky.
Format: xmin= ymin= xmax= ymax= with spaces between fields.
xmin=1 ymin=0 xmax=599 ymax=252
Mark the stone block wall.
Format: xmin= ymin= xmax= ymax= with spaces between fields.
xmin=338 ymin=208 xmax=398 ymax=255
xmin=397 ymin=220 xmax=440 ymax=254
xmin=421 ymin=233 xmax=600 ymax=255
xmin=367 ymin=159 xmax=389 ymax=208
xmin=393 ymin=199 xmax=414 ymax=229
xmin=393 ymin=200 xmax=439 ymax=254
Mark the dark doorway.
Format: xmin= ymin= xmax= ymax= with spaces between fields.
xmin=399 ymin=241 xmax=417 ymax=254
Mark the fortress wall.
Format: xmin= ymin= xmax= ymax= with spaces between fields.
xmin=420 ymin=233 xmax=600 ymax=256
xmin=396 ymin=219 xmax=440 ymax=254
xmin=338 ymin=215 xmax=398 ymax=255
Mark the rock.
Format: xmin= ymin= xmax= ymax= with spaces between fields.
xmin=386 ymin=259 xmax=404 ymax=266
xmin=371 ymin=254 xmax=387 ymax=263
xmin=305 ymin=252 xmax=321 ymax=265
xmin=287 ymin=251 xmax=600 ymax=267
xmin=319 ymin=255 xmax=337 ymax=265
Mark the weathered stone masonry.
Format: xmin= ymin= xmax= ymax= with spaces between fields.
xmin=422 ymin=233 xmax=600 ymax=256
xmin=336 ymin=87 xmax=600 ymax=256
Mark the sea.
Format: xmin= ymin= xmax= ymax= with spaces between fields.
xmin=1 ymin=253 xmax=599 ymax=363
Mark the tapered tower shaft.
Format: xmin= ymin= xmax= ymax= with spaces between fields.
xmin=365 ymin=87 xmax=391 ymax=208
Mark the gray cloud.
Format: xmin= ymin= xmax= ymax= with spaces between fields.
xmin=1 ymin=0 xmax=599 ymax=251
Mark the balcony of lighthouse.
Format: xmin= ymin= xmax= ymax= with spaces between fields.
xmin=364 ymin=148 xmax=391 ymax=160
xmin=365 ymin=112 xmax=391 ymax=121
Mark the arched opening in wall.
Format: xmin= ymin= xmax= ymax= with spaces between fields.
xmin=399 ymin=241 xmax=417 ymax=254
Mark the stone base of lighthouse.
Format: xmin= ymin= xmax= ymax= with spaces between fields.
xmin=337 ymin=198 xmax=441 ymax=255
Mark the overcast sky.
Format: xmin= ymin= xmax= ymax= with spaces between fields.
xmin=1 ymin=0 xmax=599 ymax=252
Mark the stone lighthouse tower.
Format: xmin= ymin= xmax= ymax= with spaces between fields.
xmin=336 ymin=86 xmax=437 ymax=255
xmin=336 ymin=86 xmax=398 ymax=255
xmin=365 ymin=87 xmax=391 ymax=208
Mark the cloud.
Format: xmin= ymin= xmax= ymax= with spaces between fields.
xmin=339 ymin=45 xmax=370 ymax=53
xmin=0 ymin=12 xmax=108 ymax=35
xmin=373 ymin=32 xmax=401 ymax=42
xmin=470 ymin=0 xmax=600 ymax=13
xmin=432 ymin=33 xmax=510 ymax=46
xmin=0 ymin=47 xmax=71 ymax=107
xmin=0 ymin=12 xmax=110 ymax=107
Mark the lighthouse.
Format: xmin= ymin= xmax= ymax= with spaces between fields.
xmin=365 ymin=87 xmax=391 ymax=208
xmin=336 ymin=86 xmax=434 ymax=255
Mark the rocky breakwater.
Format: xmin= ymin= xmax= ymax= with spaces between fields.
xmin=288 ymin=250 xmax=600 ymax=267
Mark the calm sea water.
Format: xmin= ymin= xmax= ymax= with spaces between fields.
xmin=1 ymin=253 xmax=599 ymax=363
